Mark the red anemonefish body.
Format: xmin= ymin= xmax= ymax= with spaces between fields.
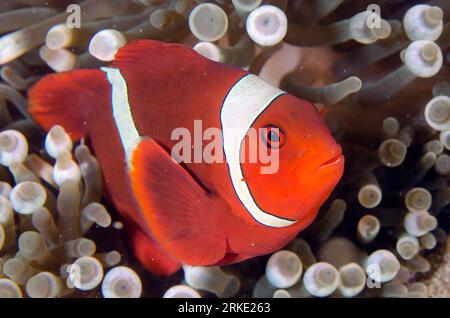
xmin=28 ymin=40 xmax=344 ymax=276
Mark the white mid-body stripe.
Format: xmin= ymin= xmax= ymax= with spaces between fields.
xmin=101 ymin=67 xmax=141 ymax=166
xmin=221 ymin=74 xmax=297 ymax=228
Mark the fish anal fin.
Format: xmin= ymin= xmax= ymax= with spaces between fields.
xmin=126 ymin=220 xmax=181 ymax=276
xmin=130 ymin=138 xmax=227 ymax=266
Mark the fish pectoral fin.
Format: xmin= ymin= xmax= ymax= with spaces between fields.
xmin=130 ymin=138 xmax=227 ymax=266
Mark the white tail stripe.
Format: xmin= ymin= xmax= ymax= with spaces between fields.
xmin=101 ymin=67 xmax=141 ymax=166
xmin=221 ymin=74 xmax=296 ymax=228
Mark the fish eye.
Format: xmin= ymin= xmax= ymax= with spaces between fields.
xmin=262 ymin=125 xmax=285 ymax=149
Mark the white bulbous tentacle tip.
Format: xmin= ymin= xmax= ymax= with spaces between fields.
xmin=95 ymin=204 xmax=112 ymax=227
xmin=396 ymin=234 xmax=420 ymax=260
xmin=345 ymin=76 xmax=363 ymax=93
xmin=371 ymin=19 xmax=392 ymax=40
xmin=425 ymin=216 xmax=438 ymax=231
xmin=0 ymin=279 xmax=23 ymax=298
xmin=163 ymin=285 xmax=202 ymax=298
xmin=83 ymin=202 xmax=112 ymax=228
xmin=403 ymin=4 xmax=443 ymax=41
xmin=10 ymin=181 xmax=47 ymax=215
xmin=76 ymin=238 xmax=96 ymax=256
xmin=39 ymin=46 xmax=77 ymax=73
xmin=338 ymin=263 xmax=366 ymax=298
xmin=0 ymin=29 xmax=35 ymax=65
xmin=182 ymin=265 xmax=240 ymax=298
xmin=350 ymin=11 xmax=391 ymax=44
xmin=423 ymin=139 xmax=444 ymax=155
xmin=18 ymin=231 xmax=46 ymax=257
xmin=273 ymin=289 xmax=290 ymax=298
xmin=46 ymin=24 xmax=73 ymax=50
xmin=358 ymin=215 xmax=381 ymax=243
xmin=189 ymin=3 xmax=228 ymax=42
xmin=112 ymin=221 xmax=124 ymax=230
xmin=358 ymin=184 xmax=382 ymax=208
xmin=421 ymin=43 xmax=439 ymax=62
xmin=404 ymin=211 xmax=438 ymax=237
xmin=420 ymin=233 xmax=437 ymax=250
xmin=404 ymin=187 xmax=432 ymax=213
xmin=365 ymin=250 xmax=400 ymax=283
xmin=102 ymin=266 xmax=142 ymax=298
xmin=420 ymin=152 xmax=437 ymax=170
xmin=424 ymin=7 xmax=444 ymax=27
xmin=89 ymin=29 xmax=127 ymax=62
xmin=69 ymin=256 xmax=104 ymax=291
xmin=435 ymin=154 xmax=450 ymax=175
xmin=246 ymin=5 xmax=287 ymax=47
xmin=45 ymin=125 xmax=73 ymax=159
xmin=232 ymin=0 xmax=262 ymax=13
xmin=53 ymin=151 xmax=82 ymax=186
xmin=424 ymin=96 xmax=450 ymax=131
xmin=382 ymin=117 xmax=400 ymax=137
xmin=266 ymin=250 xmax=303 ymax=289
xmin=103 ymin=251 xmax=121 ymax=267
xmin=378 ymin=139 xmax=407 ymax=167
xmin=26 ymin=272 xmax=61 ymax=298
xmin=432 ymin=81 xmax=450 ymax=98
xmin=404 ymin=40 xmax=442 ymax=78
xmin=193 ymin=42 xmax=223 ymax=62
xmin=0 ymin=130 xmax=28 ymax=167
xmin=303 ymin=262 xmax=339 ymax=297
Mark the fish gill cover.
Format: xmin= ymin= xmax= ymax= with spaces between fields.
xmin=0 ymin=0 xmax=448 ymax=299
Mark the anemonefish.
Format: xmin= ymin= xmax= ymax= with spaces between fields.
xmin=28 ymin=40 xmax=344 ymax=276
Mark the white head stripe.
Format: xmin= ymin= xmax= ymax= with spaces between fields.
xmin=101 ymin=67 xmax=141 ymax=166
xmin=221 ymin=74 xmax=296 ymax=228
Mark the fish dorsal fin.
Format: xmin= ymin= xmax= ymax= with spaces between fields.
xmin=28 ymin=69 xmax=108 ymax=140
xmin=112 ymin=40 xmax=201 ymax=71
xmin=130 ymin=138 xmax=227 ymax=266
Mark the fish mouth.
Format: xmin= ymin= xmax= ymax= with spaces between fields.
xmin=319 ymin=153 xmax=344 ymax=170
xmin=295 ymin=151 xmax=344 ymax=188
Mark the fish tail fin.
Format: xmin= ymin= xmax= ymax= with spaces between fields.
xmin=126 ymin=221 xmax=181 ymax=276
xmin=28 ymin=69 xmax=109 ymax=141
